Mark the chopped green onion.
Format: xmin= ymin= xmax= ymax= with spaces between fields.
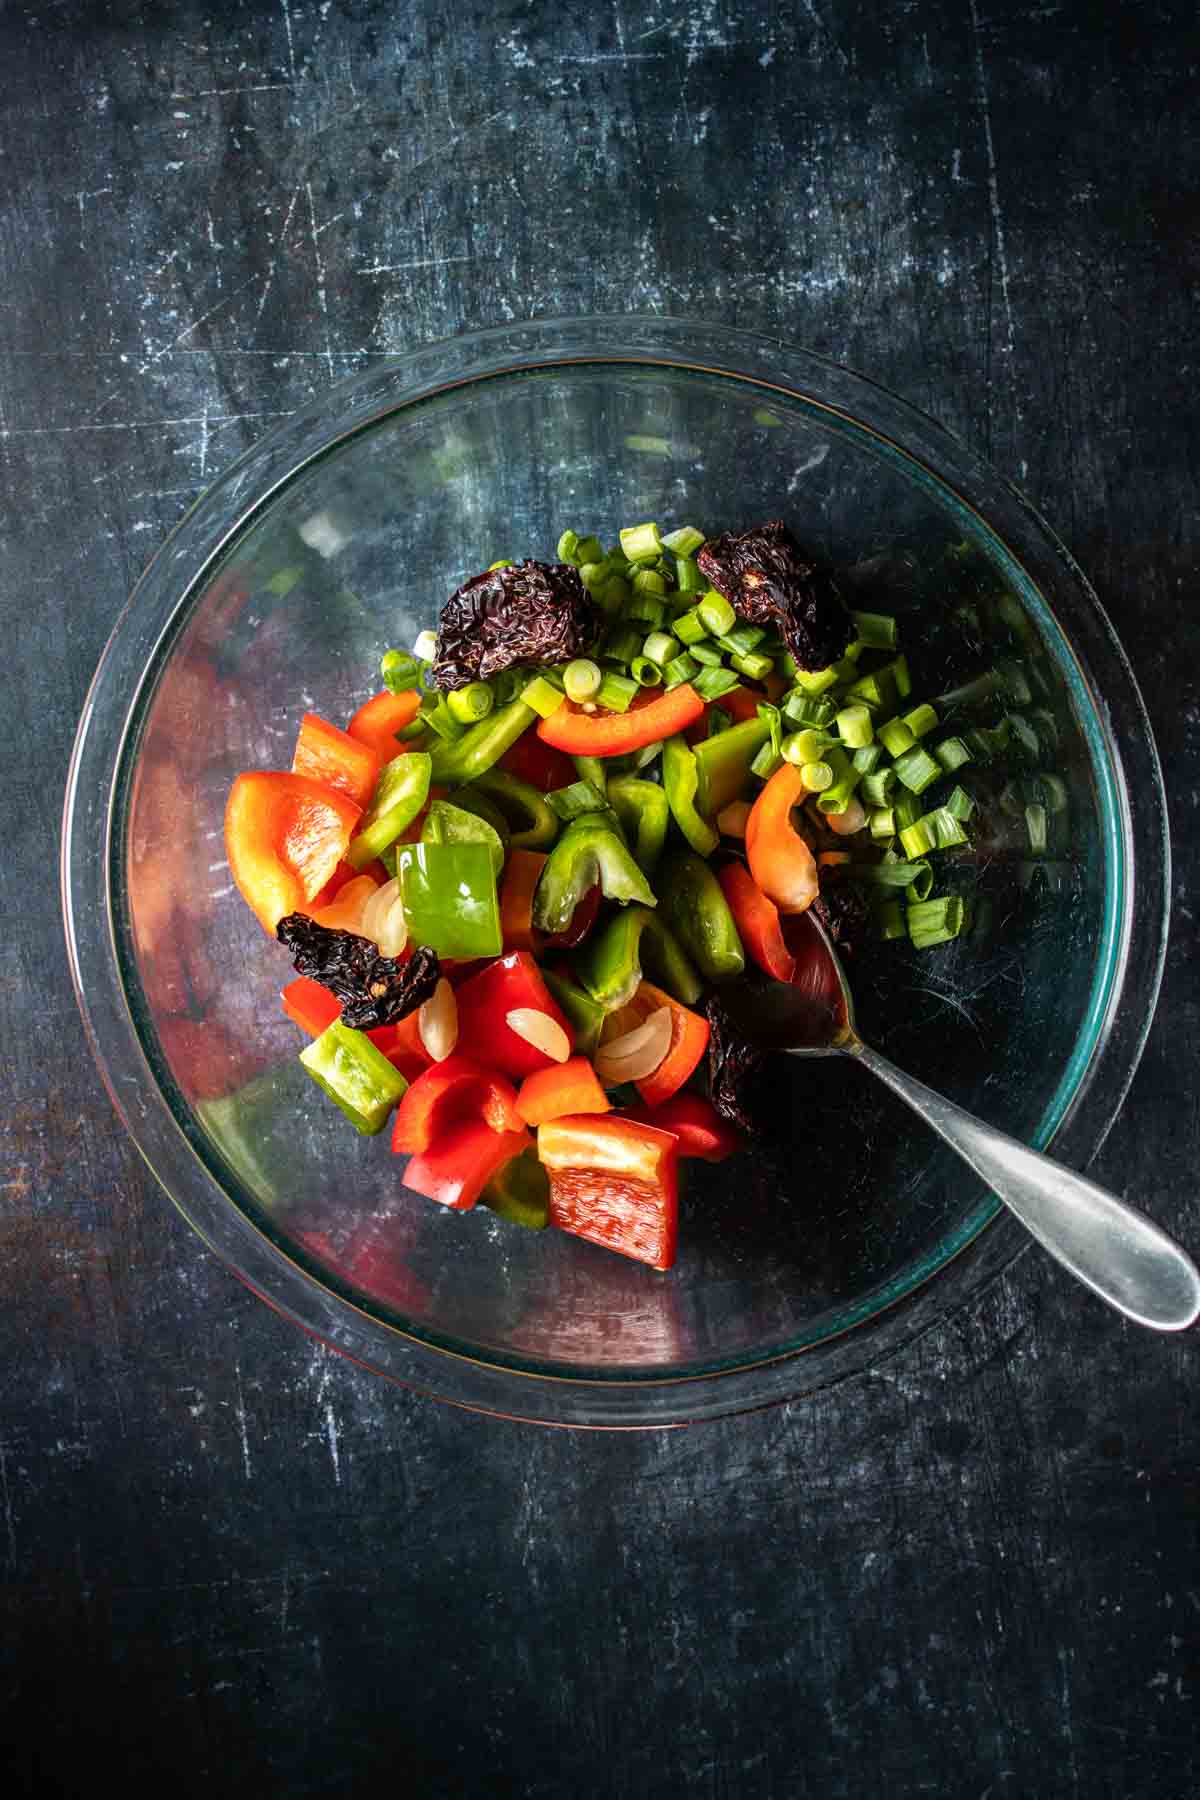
xmin=997 ymin=658 xmax=1033 ymax=705
xmin=893 ymin=790 xmax=922 ymax=832
xmin=893 ymin=745 xmax=942 ymax=794
xmin=521 ymin=674 xmax=567 ymax=719
xmin=380 ymin=649 xmax=423 ymax=693
xmin=631 ymin=656 xmax=664 ymax=687
xmin=944 ymin=785 xmax=975 ymax=822
xmin=620 ymin=522 xmax=664 ymax=563
xmin=556 ymin=529 xmax=580 ymax=563
xmin=707 ymin=706 xmax=731 ymax=738
xmin=673 ymin=607 xmax=709 ymax=646
xmin=596 ymin=671 xmax=640 ymax=713
xmin=717 ymin=623 xmax=766 ymax=658
xmin=421 ymin=695 xmax=468 ymax=742
xmin=627 ymin=594 xmax=667 ymax=628
xmin=936 ymin=669 xmax=1001 ymax=711
xmin=632 ymin=566 xmax=668 ymax=598
xmin=875 ymin=899 xmax=908 ymax=940
xmin=1007 ymin=714 xmax=1041 ymax=761
xmin=603 ymin=625 xmax=643 ymax=665
xmin=662 ymin=525 xmax=705 ymax=556
xmin=782 ymin=728 xmax=832 ymax=765
xmin=600 ymin=574 xmax=631 ymax=614
xmin=902 ymin=702 xmax=938 ymax=739
xmin=730 ymin=650 xmax=774 ymax=681
xmin=1025 ymin=802 xmax=1048 ymax=853
xmin=698 ymin=591 xmax=737 ymax=637
xmin=547 ymin=779 xmax=609 ymax=822
xmin=860 ymin=766 xmax=896 ymax=808
xmin=850 ymin=610 xmax=898 ymax=649
xmin=852 ymin=743 xmax=885 ymax=774
xmin=642 ymin=630 xmax=679 ymax=667
xmin=790 ymin=661 xmax=844 ymax=698
xmin=869 ymin=806 xmax=896 ymax=842
xmin=835 ymin=703 xmax=874 ymax=749
xmin=563 ymin=658 xmax=603 ymax=703
xmin=907 ymin=895 xmax=965 ymax=949
xmin=782 ymin=691 xmax=837 ymax=728
xmin=800 ymin=761 xmax=833 ymax=793
xmin=579 ymin=560 xmax=609 ymax=593
xmin=487 ymin=559 xmax=514 ymax=571
xmin=935 ymin=735 xmax=973 ymax=772
xmin=446 ymin=681 xmax=495 ymax=725
xmin=878 ymin=716 xmax=916 ymax=757
xmin=574 ymin=534 xmax=603 ymax=566
xmin=674 ymin=556 xmax=706 ymax=595
xmin=692 ymin=665 xmax=742 ymax=703
xmin=412 ymin=628 xmax=439 ymax=663
xmin=899 ymin=816 xmax=937 ymax=858
xmin=689 ymin=638 xmax=724 ymax=667
xmin=749 ymin=739 xmax=783 ymax=780
xmin=1037 ymin=772 xmax=1069 ymax=813
xmin=663 ymin=652 xmax=701 ymax=689
xmin=848 ymin=858 xmax=930 ymax=889
xmin=1029 ymin=706 xmax=1061 ymax=751
xmin=813 ymin=745 xmax=862 ymax=815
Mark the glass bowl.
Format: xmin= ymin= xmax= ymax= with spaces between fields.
xmin=62 ymin=317 xmax=1168 ymax=1427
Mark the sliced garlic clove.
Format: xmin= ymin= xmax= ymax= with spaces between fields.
xmin=419 ymin=978 xmax=458 ymax=1062
xmin=593 ymin=1007 xmax=673 ymax=1085
xmin=716 ymin=800 xmax=753 ymax=838
xmin=505 ymin=1008 xmax=571 ymax=1064
xmin=826 ymin=797 xmax=867 ymax=837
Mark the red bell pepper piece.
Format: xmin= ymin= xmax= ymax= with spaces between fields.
xmin=538 ymin=1114 xmax=679 ymax=1269
xmin=499 ymin=732 xmax=578 ymax=794
xmin=713 ymin=684 xmax=762 ymax=725
xmin=281 ymin=976 xmax=342 ymax=1038
xmin=498 ymin=849 xmax=547 ymax=953
xmin=745 ymin=762 xmax=819 ymax=915
xmin=453 ymin=952 xmax=574 ymax=1079
xmin=347 ymin=689 xmax=422 ymax=761
xmin=402 ymin=1120 xmax=532 ymax=1212
xmin=536 ymin=684 xmax=705 ymax=757
xmin=390 ymin=1054 xmax=522 ymax=1153
xmin=378 ymin=1006 xmax=433 ymax=1082
xmin=225 ymin=770 xmax=362 ymax=934
xmin=620 ymin=1092 xmax=744 ymax=1162
xmin=716 ymin=862 xmax=796 ymax=982
xmin=292 ymin=711 xmax=382 ymax=810
xmin=516 ymin=1055 xmax=610 ymax=1127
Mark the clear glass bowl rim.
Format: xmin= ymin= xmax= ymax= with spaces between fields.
xmin=61 ymin=314 xmax=1170 ymax=1428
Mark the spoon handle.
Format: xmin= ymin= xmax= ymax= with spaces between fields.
xmin=850 ymin=1042 xmax=1200 ymax=1331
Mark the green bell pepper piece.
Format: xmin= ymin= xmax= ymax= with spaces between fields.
xmin=471 ymin=768 xmax=559 ymax=850
xmin=531 ymin=817 xmax=656 ymax=935
xmin=345 ymin=751 xmax=432 ymax=869
xmin=607 ymin=776 xmax=670 ymax=876
xmin=572 ymin=754 xmax=608 ymax=799
xmin=660 ymin=735 xmax=719 ymax=856
xmin=479 ymin=1148 xmax=550 ymax=1229
xmin=691 ymin=717 xmax=770 ymax=819
xmin=421 ymin=798 xmax=505 ymax=876
xmin=571 ymin=905 xmax=702 ymax=1012
xmin=656 ymin=849 xmax=746 ymax=981
xmin=446 ymin=784 xmax=511 ymax=851
xmin=541 ymin=967 xmax=605 ymax=1055
xmin=299 ymin=1020 xmax=408 ymax=1135
xmin=395 ymin=842 xmax=502 ymax=958
xmin=428 ymin=698 xmax=537 ymax=784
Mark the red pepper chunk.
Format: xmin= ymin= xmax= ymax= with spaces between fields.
xmin=293 ymin=711 xmax=382 ymax=810
xmin=538 ymin=1115 xmax=679 ymax=1269
xmin=716 ymin=862 xmax=796 ymax=983
xmin=535 ymin=684 xmax=705 ymax=757
xmin=454 ymin=952 xmax=574 ymax=1079
xmin=620 ymin=1093 xmax=745 ymax=1162
xmin=347 ymin=689 xmax=423 ymax=761
xmin=516 ymin=1056 xmax=610 ymax=1127
xmin=391 ymin=1054 xmax=522 ymax=1154
xmin=403 ymin=1120 xmax=532 ymax=1212
xmin=498 ymin=732 xmax=577 ymax=794
xmin=225 ymin=771 xmax=362 ymax=934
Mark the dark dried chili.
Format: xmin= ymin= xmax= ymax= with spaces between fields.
xmin=276 ymin=918 xmax=441 ymax=1031
xmin=810 ymin=884 xmax=871 ymax=955
xmin=704 ymin=993 xmax=774 ymax=1134
xmin=696 ymin=519 xmax=853 ymax=672
xmin=432 ymin=560 xmax=602 ymax=690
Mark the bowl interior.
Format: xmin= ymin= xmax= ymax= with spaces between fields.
xmin=114 ymin=360 xmax=1123 ymax=1381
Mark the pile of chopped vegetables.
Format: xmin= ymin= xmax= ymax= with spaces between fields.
xmin=225 ymin=518 xmax=1048 ymax=1271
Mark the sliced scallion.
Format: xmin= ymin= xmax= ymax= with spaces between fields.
xmin=835 ymin=703 xmax=874 ymax=749
xmin=673 ymin=608 xmax=709 ymax=646
xmin=663 ymin=652 xmax=701 ymax=689
xmin=412 ymin=628 xmax=439 ymax=663
xmin=878 ymin=716 xmax=916 ymax=758
xmin=662 ymin=525 xmax=705 ymax=556
xmin=893 ymin=745 xmax=941 ymax=794
xmin=907 ymin=895 xmax=965 ymax=949
xmin=689 ymin=639 xmax=724 ymax=667
xmin=698 ymin=591 xmax=737 ymax=637
xmin=1025 ymin=802 xmax=1048 ymax=854
xmin=801 ymin=761 xmax=834 ymax=792
xmin=574 ymin=535 xmax=603 ymax=566
xmin=642 ymin=630 xmax=679 ymax=667
xmin=521 ymin=674 xmax=567 ymax=719
xmin=620 ymin=522 xmax=664 ymax=563
xmin=859 ymin=767 xmax=896 ymax=808
xmin=730 ymin=650 xmax=774 ymax=681
xmin=446 ymin=681 xmax=495 ymax=725
xmin=596 ymin=671 xmax=640 ymax=713
xmin=556 ymin=529 xmax=580 ymax=564
xmin=380 ymin=649 xmax=423 ymax=693
xmin=674 ymin=556 xmax=706 ymax=595
xmin=850 ymin=610 xmax=898 ymax=650
xmin=944 ymin=785 xmax=975 ymax=822
xmin=717 ymin=623 xmax=766 ymax=658
xmin=935 ymin=735 xmax=973 ymax=772
xmin=631 ymin=656 xmax=664 ymax=687
xmin=547 ymin=779 xmax=609 ymax=821
xmin=692 ymin=665 xmax=742 ymax=703
xmin=563 ymin=659 xmax=602 ymax=703
xmin=632 ymin=567 xmax=668 ymax=598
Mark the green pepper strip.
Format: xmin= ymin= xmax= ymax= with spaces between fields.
xmin=572 ymin=754 xmax=608 ymax=799
xmin=531 ymin=817 xmax=656 ymax=936
xmin=607 ymin=776 xmax=670 ymax=876
xmin=345 ymin=751 xmax=432 ymax=869
xmin=656 ymin=849 xmax=746 ymax=981
xmin=470 ymin=768 xmax=559 ymax=850
xmin=572 ymin=904 xmax=702 ymax=1012
xmin=661 ymin=735 xmax=719 ymax=856
xmin=447 ymin=783 xmax=512 ymax=851
xmin=540 ymin=967 xmax=605 ymax=1056
xmin=421 ymin=798 xmax=506 ymax=877
xmin=428 ymin=697 xmax=537 ymax=784
xmin=395 ymin=842 xmax=503 ymax=959
xmin=299 ymin=1020 xmax=408 ymax=1136
xmin=479 ymin=1148 xmax=549 ymax=1229
xmin=691 ymin=717 xmax=770 ymax=820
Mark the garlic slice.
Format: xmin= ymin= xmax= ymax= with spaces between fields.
xmin=505 ymin=1008 xmax=571 ymax=1064
xmin=419 ymin=978 xmax=458 ymax=1062
xmin=360 ymin=876 xmax=408 ymax=958
xmin=826 ymin=797 xmax=867 ymax=837
xmin=716 ymin=800 xmax=753 ymax=838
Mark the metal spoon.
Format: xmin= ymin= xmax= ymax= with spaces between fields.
xmin=719 ymin=910 xmax=1200 ymax=1331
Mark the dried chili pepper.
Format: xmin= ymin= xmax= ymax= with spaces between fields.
xmin=432 ymin=561 xmax=602 ymax=689
xmin=696 ymin=519 xmax=853 ymax=672
xmin=704 ymin=992 xmax=774 ymax=1134
xmin=275 ymin=917 xmax=440 ymax=1030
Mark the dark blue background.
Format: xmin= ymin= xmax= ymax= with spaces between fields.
xmin=3 ymin=3 xmax=1197 ymax=1794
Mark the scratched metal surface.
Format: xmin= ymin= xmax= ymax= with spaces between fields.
xmin=3 ymin=1 xmax=1198 ymax=1794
